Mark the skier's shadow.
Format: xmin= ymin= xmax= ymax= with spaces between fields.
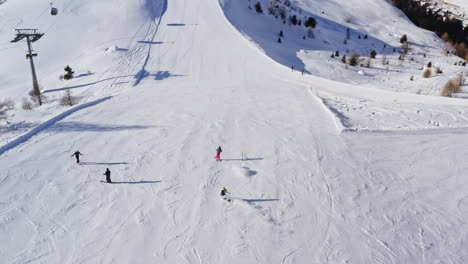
xmin=221 ymin=158 xmax=264 ymax=161
xmin=241 ymin=198 xmax=279 ymax=203
xmin=110 ymin=181 xmax=161 ymax=185
xmin=81 ymin=162 xmax=128 ymax=165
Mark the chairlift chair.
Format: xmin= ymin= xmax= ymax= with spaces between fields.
xmin=51 ymin=7 xmax=58 ymax=15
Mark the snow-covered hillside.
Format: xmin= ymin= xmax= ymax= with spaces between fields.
xmin=1 ymin=0 xmax=468 ymax=263
xmin=222 ymin=0 xmax=467 ymax=97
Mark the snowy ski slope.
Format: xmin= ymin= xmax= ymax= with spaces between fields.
xmin=0 ymin=0 xmax=468 ymax=263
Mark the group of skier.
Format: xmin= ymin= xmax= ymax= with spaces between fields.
xmin=71 ymin=146 xmax=231 ymax=199
xmin=215 ymin=146 xmax=232 ymax=202
xmin=71 ymin=151 xmax=112 ymax=183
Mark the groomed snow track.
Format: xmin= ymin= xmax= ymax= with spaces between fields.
xmin=0 ymin=0 xmax=467 ymax=263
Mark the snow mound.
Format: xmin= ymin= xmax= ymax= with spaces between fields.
xmin=233 ymin=166 xmax=257 ymax=178
xmin=105 ymin=45 xmax=119 ymax=53
xmin=317 ymin=90 xmax=468 ymax=132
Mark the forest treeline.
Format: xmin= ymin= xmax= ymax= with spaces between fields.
xmin=392 ymin=0 xmax=468 ymax=59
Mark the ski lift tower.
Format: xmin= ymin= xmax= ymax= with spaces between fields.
xmin=11 ymin=29 xmax=45 ymax=105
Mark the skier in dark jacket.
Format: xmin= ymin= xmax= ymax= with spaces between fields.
xmin=71 ymin=151 xmax=83 ymax=163
xmin=103 ymin=168 xmax=112 ymax=183
xmin=216 ymin=146 xmax=222 ymax=162
xmin=64 ymin=65 xmax=74 ymax=74
xmin=220 ymin=187 xmax=231 ymax=202
xmin=220 ymin=187 xmax=229 ymax=196
xmin=63 ymin=65 xmax=74 ymax=80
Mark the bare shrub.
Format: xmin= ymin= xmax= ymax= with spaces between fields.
xmin=59 ymin=89 xmax=78 ymax=106
xmin=457 ymin=72 xmax=465 ymax=86
xmin=422 ymin=68 xmax=431 ymax=78
xmin=2 ymin=98 xmax=14 ymax=110
xmin=28 ymin=90 xmax=47 ymax=106
xmin=345 ymin=17 xmax=352 ymax=23
xmin=454 ymin=42 xmax=468 ymax=59
xmin=365 ymin=57 xmax=371 ymax=68
xmin=349 ymin=52 xmax=360 ymax=66
xmin=441 ymin=79 xmax=461 ymax=97
xmin=401 ymin=42 xmax=411 ymax=55
xmin=21 ymin=98 xmax=34 ymax=110
xmin=0 ymin=102 xmax=7 ymax=120
xmin=382 ymin=54 xmax=387 ymax=65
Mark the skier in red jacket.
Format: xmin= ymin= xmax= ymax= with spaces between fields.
xmin=215 ymin=146 xmax=222 ymax=162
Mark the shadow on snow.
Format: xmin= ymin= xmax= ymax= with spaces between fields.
xmin=0 ymin=97 xmax=112 ymax=156
xmin=110 ymin=180 xmax=161 ymax=185
xmin=133 ymin=70 xmax=185 ymax=86
xmin=48 ymin=122 xmax=152 ymax=132
xmin=221 ymin=158 xmax=264 ymax=161
xmin=80 ymin=162 xmax=129 ymax=166
xmin=237 ymin=198 xmax=280 ymax=203
xmin=137 ymin=41 xmax=164 ymax=44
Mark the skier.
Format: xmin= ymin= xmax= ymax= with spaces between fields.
xmin=220 ymin=187 xmax=231 ymax=202
xmin=71 ymin=150 xmax=83 ymax=163
xmin=216 ymin=146 xmax=222 ymax=162
xmin=64 ymin=65 xmax=74 ymax=74
xmin=63 ymin=65 xmax=74 ymax=80
xmin=103 ymin=168 xmax=112 ymax=183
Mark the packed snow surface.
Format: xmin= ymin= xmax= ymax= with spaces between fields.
xmin=0 ymin=0 xmax=467 ymax=263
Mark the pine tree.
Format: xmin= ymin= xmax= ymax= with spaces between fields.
xmin=278 ymin=37 xmax=282 ymax=43
xmin=400 ymin=34 xmax=407 ymax=43
xmin=341 ymin=55 xmax=347 ymax=63
xmin=290 ymin=15 xmax=298 ymax=25
xmin=305 ymin=17 xmax=317 ymax=28
xmin=255 ymin=2 xmax=263 ymax=14
xmin=279 ymin=30 xmax=283 ymax=37
xmin=370 ymin=50 xmax=377 ymax=59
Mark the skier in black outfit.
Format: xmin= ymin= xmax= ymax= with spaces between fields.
xmin=64 ymin=65 xmax=74 ymax=74
xmin=216 ymin=146 xmax=222 ymax=162
xmin=71 ymin=151 xmax=82 ymax=163
xmin=220 ymin=187 xmax=231 ymax=202
xmin=104 ymin=168 xmax=112 ymax=183
xmin=63 ymin=65 xmax=74 ymax=80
